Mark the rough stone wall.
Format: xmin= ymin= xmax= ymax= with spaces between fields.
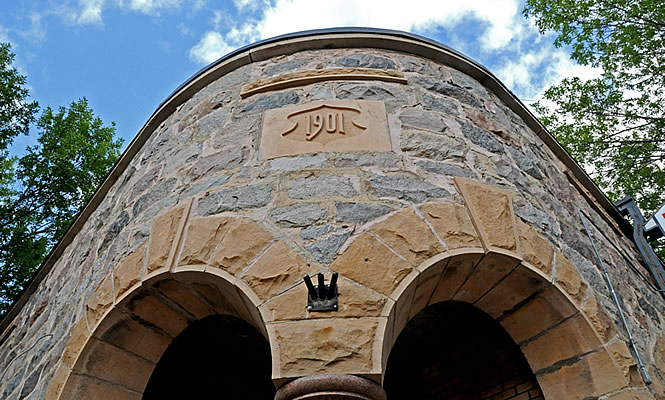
xmin=0 ymin=43 xmax=663 ymax=399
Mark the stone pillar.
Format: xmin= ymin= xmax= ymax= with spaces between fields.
xmin=274 ymin=374 xmax=387 ymax=400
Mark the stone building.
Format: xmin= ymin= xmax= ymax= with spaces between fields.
xmin=0 ymin=28 xmax=664 ymax=399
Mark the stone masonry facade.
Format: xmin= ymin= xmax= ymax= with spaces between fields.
xmin=0 ymin=31 xmax=663 ymax=399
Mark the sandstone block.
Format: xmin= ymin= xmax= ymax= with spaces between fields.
xmin=454 ymin=252 xmax=520 ymax=304
xmin=60 ymin=373 xmax=142 ymax=400
xmin=62 ymin=318 xmax=90 ymax=368
xmin=190 ymin=281 xmax=249 ymax=319
xmin=420 ymin=202 xmax=482 ymax=250
xmin=86 ymin=273 xmax=114 ymax=329
xmin=153 ymin=279 xmax=215 ymax=319
xmin=210 ymin=219 xmax=273 ymax=276
xmin=583 ymin=295 xmax=617 ymax=343
xmin=522 ymin=313 xmax=602 ymax=372
xmin=410 ymin=257 xmax=448 ymax=317
xmin=178 ymin=216 xmax=233 ymax=266
xmin=516 ymin=219 xmax=553 ymax=276
xmin=272 ymin=319 xmax=377 ymax=377
xmin=148 ymin=205 xmax=187 ymax=273
xmin=455 ymin=178 xmax=519 ymax=254
xmin=655 ymin=334 xmax=665 ymax=382
xmin=536 ymin=350 xmax=625 ymax=399
xmin=331 ymin=233 xmax=414 ymax=296
xmin=369 ymin=209 xmax=444 ymax=265
xmin=241 ymin=241 xmax=314 ymax=303
xmin=44 ymin=365 xmax=70 ymax=400
xmin=554 ymin=252 xmax=589 ymax=305
xmin=93 ymin=309 xmax=171 ymax=363
xmin=475 ymin=263 xmax=549 ymax=319
xmin=76 ymin=338 xmax=154 ymax=392
xmin=114 ymin=244 xmax=146 ymax=301
xmin=122 ymin=292 xmax=188 ymax=338
xmin=429 ymin=251 xmax=483 ymax=304
xmin=392 ymin=272 xmax=418 ymax=338
xmin=500 ymin=285 xmax=578 ymax=344
xmin=261 ymin=276 xmax=387 ymax=321
xmin=607 ymin=340 xmax=636 ymax=382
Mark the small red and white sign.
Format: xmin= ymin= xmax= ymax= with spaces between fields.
xmin=645 ymin=205 xmax=665 ymax=236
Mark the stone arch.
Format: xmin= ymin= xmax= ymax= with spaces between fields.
xmin=361 ymin=178 xmax=635 ymax=399
xmin=51 ymin=268 xmax=271 ymax=399
xmin=380 ymin=250 xmax=630 ymax=399
xmin=47 ymin=200 xmax=307 ymax=399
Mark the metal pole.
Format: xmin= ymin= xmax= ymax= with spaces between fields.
xmin=578 ymin=210 xmax=652 ymax=384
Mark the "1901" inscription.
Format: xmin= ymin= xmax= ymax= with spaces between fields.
xmin=260 ymin=100 xmax=390 ymax=159
xmin=282 ymin=103 xmax=366 ymax=144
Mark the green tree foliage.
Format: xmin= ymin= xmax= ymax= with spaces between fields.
xmin=524 ymin=0 xmax=665 ymax=214
xmin=0 ymin=43 xmax=123 ymax=315
xmin=0 ymin=43 xmax=38 ymax=151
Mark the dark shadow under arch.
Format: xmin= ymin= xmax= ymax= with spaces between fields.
xmin=384 ymin=301 xmax=544 ymax=400
xmin=142 ymin=314 xmax=275 ymax=399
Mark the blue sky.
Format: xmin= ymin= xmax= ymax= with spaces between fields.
xmin=0 ymin=0 xmax=599 ymax=151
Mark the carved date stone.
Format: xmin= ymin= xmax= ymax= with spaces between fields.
xmin=261 ymin=100 xmax=391 ymax=159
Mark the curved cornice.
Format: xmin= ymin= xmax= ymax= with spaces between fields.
xmin=0 ymin=27 xmax=630 ymax=332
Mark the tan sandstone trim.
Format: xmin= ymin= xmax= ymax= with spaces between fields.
xmin=240 ymin=68 xmax=407 ymax=98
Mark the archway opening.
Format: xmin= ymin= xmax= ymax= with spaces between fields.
xmin=143 ymin=314 xmax=275 ymax=399
xmin=384 ymin=301 xmax=544 ymax=400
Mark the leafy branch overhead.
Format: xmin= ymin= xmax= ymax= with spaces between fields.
xmin=0 ymin=43 xmax=123 ymax=316
xmin=524 ymin=0 xmax=665 ymax=213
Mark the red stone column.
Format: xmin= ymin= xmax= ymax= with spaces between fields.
xmin=274 ymin=374 xmax=387 ymax=400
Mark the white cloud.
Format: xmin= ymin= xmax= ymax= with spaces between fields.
xmin=189 ymin=31 xmax=235 ymax=64
xmin=189 ymin=0 xmax=527 ymax=65
xmin=0 ymin=25 xmax=10 ymax=44
xmin=211 ymin=10 xmax=225 ymax=30
xmin=124 ymin=0 xmax=183 ymax=15
xmin=23 ymin=13 xmax=47 ymax=43
xmin=495 ymin=47 xmax=602 ymax=101
xmin=178 ymin=22 xmax=192 ymax=36
xmin=78 ymin=0 xmax=105 ymax=24
xmin=72 ymin=0 xmax=196 ymax=25
xmin=233 ymin=0 xmax=271 ymax=12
